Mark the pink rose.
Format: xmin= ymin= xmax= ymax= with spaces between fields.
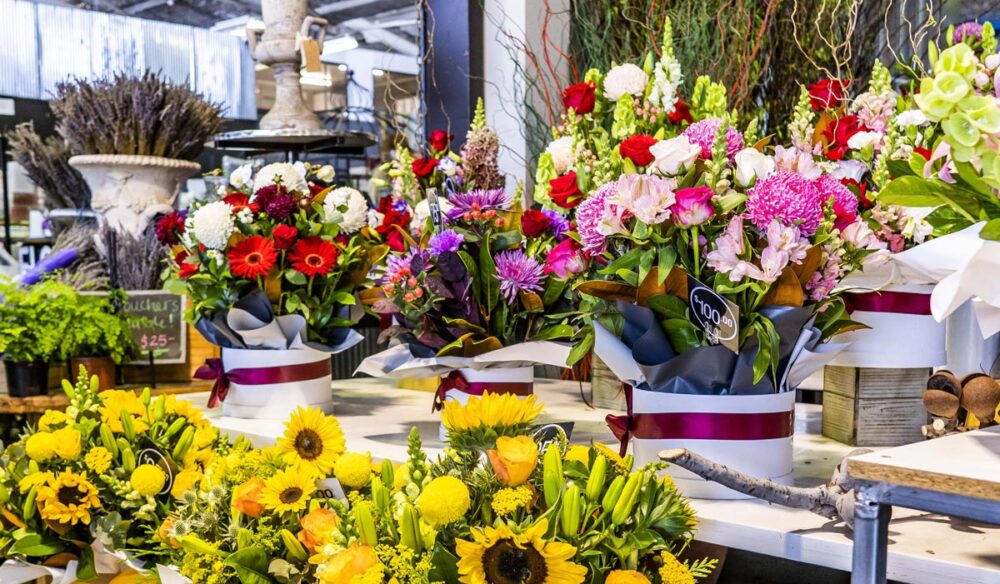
xmin=545 ymin=239 xmax=588 ymax=278
xmin=670 ymin=186 xmax=715 ymax=227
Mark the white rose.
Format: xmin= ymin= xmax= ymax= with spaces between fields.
xmin=603 ymin=63 xmax=648 ymax=101
xmin=230 ymin=164 xmax=253 ymax=188
xmin=315 ymin=165 xmax=336 ymax=182
xmin=411 ymin=198 xmax=454 ymax=233
xmin=847 ymin=131 xmax=883 ymax=150
xmin=733 ymin=148 xmax=775 ymax=186
xmin=895 ymin=109 xmax=929 ymax=127
xmin=545 ymin=136 xmax=577 ymax=174
xmin=191 ymin=201 xmax=235 ymax=250
xmin=292 ymin=161 xmax=308 ymax=180
xmin=649 ymin=136 xmax=701 ymax=176
xmin=254 ymin=163 xmax=308 ymax=193
xmin=323 ymin=187 xmax=369 ymax=233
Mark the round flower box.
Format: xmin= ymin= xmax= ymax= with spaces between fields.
xmin=218 ymin=346 xmax=333 ymax=419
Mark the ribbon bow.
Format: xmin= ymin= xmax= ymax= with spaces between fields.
xmin=194 ymin=357 xmax=333 ymax=409
xmin=194 ymin=358 xmax=229 ymax=408
xmin=605 ymin=383 xmax=634 ymax=457
xmin=432 ymin=370 xmax=535 ymax=412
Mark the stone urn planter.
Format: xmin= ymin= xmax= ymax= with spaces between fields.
xmin=69 ymin=154 xmax=201 ymax=235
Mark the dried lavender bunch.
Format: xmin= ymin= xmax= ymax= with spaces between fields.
xmin=51 ymin=219 xmax=109 ymax=290
xmin=52 ymin=71 xmax=223 ymax=160
xmin=460 ymin=98 xmax=506 ymax=191
xmin=7 ymin=123 xmax=91 ymax=209
xmin=98 ymin=223 xmax=165 ymax=290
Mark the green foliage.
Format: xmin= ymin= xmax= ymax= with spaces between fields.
xmin=61 ymin=290 xmax=139 ymax=364
xmin=0 ymin=278 xmax=78 ymax=363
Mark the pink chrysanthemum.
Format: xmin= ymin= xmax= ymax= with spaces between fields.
xmin=494 ymin=249 xmax=545 ymax=304
xmin=745 ymin=171 xmax=825 ymax=235
xmin=576 ymin=182 xmax=629 ymax=254
xmin=682 ymin=118 xmax=745 ymax=160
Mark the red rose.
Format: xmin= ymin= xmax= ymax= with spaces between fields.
xmin=822 ymin=114 xmax=864 ymax=161
xmin=155 ymin=211 xmax=186 ymax=246
xmin=808 ymin=78 xmax=848 ymax=111
xmin=562 ymin=81 xmax=597 ymax=115
xmin=272 ymin=224 xmax=298 ymax=250
xmin=428 ymin=129 xmax=452 ymax=153
xmin=549 ymin=172 xmax=583 ymax=209
xmin=619 ymin=134 xmax=658 ymax=167
xmin=842 ymin=178 xmax=872 ymax=210
xmin=411 ymin=157 xmax=438 ymax=179
xmin=520 ymin=209 xmax=552 ymax=237
xmin=668 ymin=98 xmax=693 ymax=124
xmin=374 ymin=195 xmax=411 ymax=252
xmin=914 ymin=146 xmax=932 ymax=160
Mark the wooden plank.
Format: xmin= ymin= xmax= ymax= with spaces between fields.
xmin=824 ymin=365 xmax=859 ymax=399
xmin=0 ymin=382 xmax=212 ymax=414
xmin=856 ymin=398 xmax=927 ymax=446
xmin=824 ymin=365 xmax=929 ymax=400
xmin=822 ymin=391 xmax=857 ymax=445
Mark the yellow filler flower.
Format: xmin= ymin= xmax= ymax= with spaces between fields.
xmin=85 ymin=447 xmax=113 ymax=474
xmin=334 ymin=452 xmax=373 ymax=489
xmin=260 ymin=467 xmax=316 ymax=514
xmin=659 ymin=551 xmax=695 ymax=584
xmin=36 ymin=470 xmax=101 ymax=525
xmin=278 ymin=406 xmax=346 ymax=477
xmin=456 ymin=518 xmax=587 ymax=584
xmin=417 ymin=475 xmax=471 ymax=526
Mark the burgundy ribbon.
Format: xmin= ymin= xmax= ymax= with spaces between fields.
xmin=843 ymin=290 xmax=931 ymax=315
xmin=194 ymin=357 xmax=332 ymax=408
xmin=432 ymin=370 xmax=534 ymax=412
xmin=606 ymin=385 xmax=794 ymax=457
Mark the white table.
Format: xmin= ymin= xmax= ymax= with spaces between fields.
xmin=182 ymin=378 xmax=1000 ymax=584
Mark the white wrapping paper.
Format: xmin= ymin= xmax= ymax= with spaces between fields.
xmin=0 ymin=541 xmax=145 ymax=583
xmin=355 ymin=341 xmax=572 ymax=379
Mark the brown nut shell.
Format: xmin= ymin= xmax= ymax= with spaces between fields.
xmin=927 ymin=371 xmax=961 ymax=396
xmin=959 ymin=376 xmax=1000 ymax=424
xmin=923 ymin=388 xmax=961 ymax=419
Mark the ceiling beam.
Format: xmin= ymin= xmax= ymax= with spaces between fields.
xmin=315 ymin=0 xmax=383 ymax=16
xmin=124 ymin=0 xmax=173 ymax=14
xmin=341 ymin=17 xmax=419 ymax=55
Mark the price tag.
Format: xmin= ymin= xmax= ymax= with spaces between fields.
xmin=686 ymin=275 xmax=740 ymax=353
xmin=426 ymin=187 xmax=444 ymax=232
xmin=531 ymin=422 xmax=574 ymax=452
xmin=314 ymin=477 xmax=349 ymax=507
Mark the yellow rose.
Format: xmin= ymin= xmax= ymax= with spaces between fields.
xmin=232 ymin=477 xmax=266 ymax=517
xmin=486 ymin=435 xmax=539 ymax=486
xmin=38 ymin=410 xmax=68 ymax=431
xmin=130 ymin=464 xmax=167 ymax=496
xmin=334 ymin=452 xmax=372 ymax=489
xmin=317 ymin=545 xmax=379 ymax=584
xmin=607 ymin=570 xmax=652 ymax=584
xmin=25 ymin=432 xmax=58 ymax=462
xmin=171 ymin=468 xmax=203 ymax=499
xmin=297 ymin=508 xmax=341 ymax=551
xmin=52 ymin=427 xmax=81 ymax=460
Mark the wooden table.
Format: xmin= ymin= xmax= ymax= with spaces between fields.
xmin=848 ymin=427 xmax=1000 ymax=584
xmin=0 ymin=382 xmax=212 ymax=414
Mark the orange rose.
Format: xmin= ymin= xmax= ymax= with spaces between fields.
xmin=297 ymin=508 xmax=341 ymax=551
xmin=318 ymin=545 xmax=379 ymax=584
xmin=232 ymin=477 xmax=266 ymax=517
xmin=486 ymin=435 xmax=539 ymax=486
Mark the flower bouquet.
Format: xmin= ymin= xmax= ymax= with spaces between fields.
xmin=153 ymin=392 xmax=715 ymax=584
xmin=162 ymin=162 xmax=388 ymax=418
xmin=0 ymin=369 xmax=219 ymax=582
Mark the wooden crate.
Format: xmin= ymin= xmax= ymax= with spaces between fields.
xmin=590 ymin=356 xmax=627 ymax=411
xmin=122 ymin=323 xmax=219 ymax=384
xmin=822 ymin=365 xmax=929 ymax=446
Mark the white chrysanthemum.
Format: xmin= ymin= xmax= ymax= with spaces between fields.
xmin=647 ymin=55 xmax=683 ymax=112
xmin=411 ymin=198 xmax=454 ymax=233
xmin=191 ymin=201 xmax=235 ymax=250
xmin=254 ymin=163 xmax=308 ymax=193
xmin=545 ymin=136 xmax=577 ymax=174
xmin=323 ymin=187 xmax=369 ymax=233
xmin=603 ymin=63 xmax=648 ymax=101
xmin=230 ymin=164 xmax=253 ymax=188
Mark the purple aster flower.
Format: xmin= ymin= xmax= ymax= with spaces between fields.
xmin=745 ymin=171 xmax=826 ymax=235
xmin=682 ymin=118 xmax=745 ymax=160
xmin=447 ymin=188 xmax=512 ymax=218
xmin=494 ymin=249 xmax=545 ymax=304
xmin=542 ymin=209 xmax=570 ymax=240
xmin=427 ymin=229 xmax=464 ymax=255
xmin=954 ymin=22 xmax=983 ymax=44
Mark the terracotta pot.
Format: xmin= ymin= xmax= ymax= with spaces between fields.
xmin=3 ymin=359 xmax=50 ymax=397
xmin=70 ymin=356 xmax=117 ymax=391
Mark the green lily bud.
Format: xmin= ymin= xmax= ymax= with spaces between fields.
xmin=172 ymin=426 xmax=195 ymax=462
xmin=611 ymin=472 xmax=644 ymax=526
xmin=164 ymin=417 xmax=187 ymax=439
xmin=354 ymin=502 xmax=378 ymax=546
xmin=371 ymin=477 xmax=390 ymax=512
xmin=153 ymin=397 xmax=166 ymax=422
xmin=399 ymin=503 xmax=422 ymax=553
xmin=380 ymin=459 xmax=394 ymax=488
xmin=600 ymin=475 xmax=626 ymax=519
xmin=560 ymin=485 xmax=582 ymax=537
xmin=121 ymin=447 xmax=136 ymax=473
xmin=543 ymin=444 xmax=564 ymax=507
xmin=280 ymin=529 xmax=308 ymax=562
xmin=585 ymin=455 xmax=607 ymax=503
xmin=99 ymin=424 xmax=118 ymax=457
xmin=119 ymin=409 xmax=136 ymax=442
xmin=140 ymin=387 xmax=152 ymax=407
xmin=90 ymin=375 xmax=99 ymax=394
xmin=178 ymin=535 xmax=226 ymax=557
xmin=61 ymin=379 xmax=75 ymax=399
xmin=22 ymin=486 xmax=37 ymax=520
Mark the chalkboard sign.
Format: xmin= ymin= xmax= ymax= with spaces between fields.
xmin=122 ymin=292 xmax=188 ymax=365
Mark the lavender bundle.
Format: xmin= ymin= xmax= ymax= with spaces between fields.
xmin=7 ymin=123 xmax=91 ymax=210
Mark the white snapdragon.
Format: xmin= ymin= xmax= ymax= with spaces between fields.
xmin=896 ymin=109 xmax=929 ymax=127
xmin=647 ymin=55 xmax=684 ymax=112
xmin=847 ymin=131 xmax=883 ymax=151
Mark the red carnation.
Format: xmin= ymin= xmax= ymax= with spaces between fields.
xmin=174 ymin=249 xmax=198 ymax=279
xmin=155 ymin=211 xmax=186 ymax=246
xmin=562 ymin=81 xmax=597 ymax=115
xmin=411 ymin=157 xmax=438 ymax=179
xmin=549 ymin=172 xmax=584 ymax=209
xmin=227 ymin=236 xmax=277 ymax=279
xmin=842 ymin=178 xmax=872 ymax=210
xmin=289 ymin=237 xmax=339 ymax=277
xmin=619 ymin=134 xmax=658 ymax=167
xmin=428 ymin=129 xmax=452 ymax=153
xmin=272 ymin=224 xmax=298 ymax=250
xmin=822 ymin=114 xmax=864 ymax=161
xmin=222 ymin=193 xmax=259 ymax=214
xmin=668 ymin=98 xmax=693 ymax=124
xmin=808 ymin=78 xmax=848 ymax=111
xmin=520 ymin=209 xmax=552 ymax=237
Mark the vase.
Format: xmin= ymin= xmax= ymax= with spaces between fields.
xmin=622 ymin=388 xmax=796 ymax=500
xmin=69 ymin=154 xmax=201 ymax=236
xmin=3 ymin=359 xmax=50 ymax=397
xmin=217 ymin=346 xmax=333 ymax=419
xmin=70 ymin=356 xmax=116 ymax=391
xmin=437 ymin=366 xmax=535 ymax=441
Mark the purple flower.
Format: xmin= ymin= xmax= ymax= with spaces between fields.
xmin=954 ymin=22 xmax=983 ymax=44
xmin=494 ymin=249 xmax=545 ymax=304
xmin=745 ymin=171 xmax=827 ymax=235
xmin=682 ymin=118 xmax=745 ymax=160
xmin=254 ymin=185 xmax=296 ymax=219
xmin=447 ymin=188 xmax=511 ymax=218
xmin=542 ymin=209 xmax=570 ymax=240
xmin=428 ymin=229 xmax=464 ymax=255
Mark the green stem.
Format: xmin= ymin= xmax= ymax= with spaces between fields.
xmin=691 ymin=226 xmax=700 ymax=278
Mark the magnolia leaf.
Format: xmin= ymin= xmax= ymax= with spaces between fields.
xmin=791 ymin=246 xmax=824 ymax=286
xmin=41 ymin=552 xmax=77 ymax=567
xmin=576 ymin=280 xmax=637 ymax=302
xmin=391 ymin=224 xmax=418 ymax=249
xmin=637 ymin=267 xmax=687 ymax=306
xmin=759 ymin=267 xmax=805 ymax=307
xmin=519 ymin=291 xmax=544 ymax=312
xmin=442 ymin=317 xmax=486 ymax=335
xmin=264 ymin=272 xmax=282 ymax=302
xmin=357 ymin=287 xmax=385 ymax=306
xmin=752 ymin=134 xmax=773 ymax=151
xmin=542 ymin=278 xmax=567 ymax=307
xmin=310 ymin=185 xmax=333 ymax=205
xmin=463 ymin=335 xmax=503 ymax=357
xmin=0 ymin=505 xmax=25 ymax=529
xmin=531 ymin=324 xmax=575 ymax=341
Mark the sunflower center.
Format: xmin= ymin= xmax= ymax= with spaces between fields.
xmin=57 ymin=485 xmax=86 ymax=506
xmin=245 ymin=252 xmax=264 ymax=266
xmin=279 ymin=487 xmax=304 ymax=504
xmin=294 ymin=429 xmax=324 ymax=460
xmin=482 ymin=539 xmax=547 ymax=584
xmin=304 ymin=253 xmax=324 ymax=268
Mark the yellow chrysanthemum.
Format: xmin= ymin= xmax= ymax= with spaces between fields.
xmin=98 ymin=390 xmax=149 ymax=434
xmin=607 ymin=570 xmax=652 ymax=584
xmin=563 ymin=445 xmax=590 ymax=466
xmin=659 ymin=551 xmax=694 ymax=584
xmin=278 ymin=407 xmax=346 ymax=477
xmin=442 ymin=392 xmax=543 ymax=433
xmin=260 ymin=467 xmax=316 ymax=513
xmin=456 ymin=518 xmax=587 ymax=584
xmin=52 ymin=427 xmax=82 ymax=460
xmin=131 ymin=464 xmax=167 ymax=496
xmin=38 ymin=410 xmax=69 ymax=431
xmin=334 ymin=452 xmax=373 ymax=489
xmin=36 ymin=470 xmax=101 ymax=525
xmin=85 ymin=447 xmax=113 ymax=474
xmin=19 ymin=471 xmax=54 ymax=492
xmin=163 ymin=395 xmax=206 ymax=426
xmin=172 ymin=468 xmax=203 ymax=499
xmin=24 ymin=432 xmax=57 ymax=462
xmin=593 ymin=443 xmax=630 ymax=474
xmin=417 ymin=476 xmax=471 ymax=526
xmin=491 ymin=486 xmax=533 ymax=517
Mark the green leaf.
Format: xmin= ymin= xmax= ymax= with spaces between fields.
xmin=479 ymin=242 xmax=499 ymax=316
xmin=638 ymin=250 xmax=655 ymax=286
xmin=660 ymin=318 xmax=701 ymax=353
xmin=878 ymin=176 xmax=949 ymax=207
xmin=224 ymin=546 xmax=274 ymax=584
xmin=458 ymin=250 xmax=480 ymax=300
xmin=886 ymin=158 xmax=917 ymax=178
xmin=647 ymin=293 xmax=688 ymax=319
xmin=981 ymin=218 xmax=1000 ymax=240
xmin=77 ymin=545 xmax=98 ymax=580
xmin=657 ymin=247 xmax=677 ymax=285
xmin=443 ymin=317 xmax=486 ymax=334
xmin=541 ymin=278 xmax=568 ymax=307
xmin=10 ymin=532 xmax=64 ymax=557
xmin=598 ymin=248 xmax=644 ymax=275
xmin=285 ymin=269 xmax=307 ymax=286
xmin=567 ymin=328 xmax=594 ymax=365
xmin=331 ymin=290 xmax=356 ymax=305
xmin=531 ymin=324 xmax=575 ymax=341
xmin=429 ymin=543 xmax=460 ymax=584
xmin=953 ymin=161 xmax=995 ymax=196
xmin=491 ymin=230 xmax=523 ymax=251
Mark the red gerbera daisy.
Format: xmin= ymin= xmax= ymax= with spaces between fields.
xmin=289 ymin=237 xmax=339 ymax=277
xmin=227 ymin=236 xmax=277 ymax=279
xmin=174 ymin=249 xmax=199 ymax=279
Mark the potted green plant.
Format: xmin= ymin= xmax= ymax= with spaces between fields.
xmin=0 ymin=278 xmax=77 ymax=396
xmin=62 ymin=290 xmax=139 ymax=390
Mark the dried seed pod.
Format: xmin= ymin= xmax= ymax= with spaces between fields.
xmin=960 ymin=372 xmax=991 ymax=387
xmin=958 ymin=376 xmax=1000 ymax=425
xmin=927 ymin=370 xmax=960 ymax=396
xmin=923 ymin=389 xmax=961 ymax=419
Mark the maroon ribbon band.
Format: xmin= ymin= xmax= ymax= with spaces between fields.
xmin=433 ymin=370 xmax=534 ymax=412
xmin=843 ymin=290 xmax=931 ymax=315
xmin=194 ymin=357 xmax=332 ymax=408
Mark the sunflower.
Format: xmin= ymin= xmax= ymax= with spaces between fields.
xmin=259 ymin=467 xmax=316 ymax=514
xmin=456 ymin=518 xmax=587 ymax=584
xmin=36 ymin=470 xmax=101 ymax=525
xmin=278 ymin=406 xmax=346 ymax=476
xmin=441 ymin=392 xmax=543 ymax=433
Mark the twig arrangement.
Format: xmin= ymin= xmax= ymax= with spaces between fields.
xmin=7 ymin=123 xmax=91 ymax=210
xmin=51 ymin=71 xmax=224 ymax=160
